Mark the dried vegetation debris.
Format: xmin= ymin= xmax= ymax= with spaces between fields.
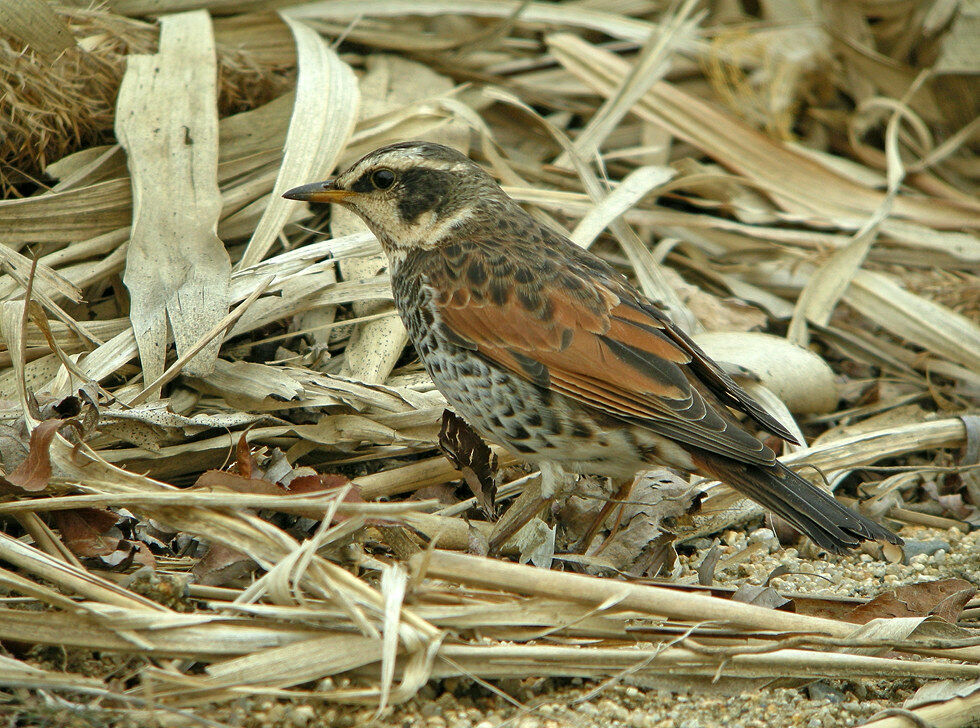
xmin=0 ymin=0 xmax=978 ymax=725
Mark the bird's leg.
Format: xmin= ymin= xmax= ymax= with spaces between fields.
xmin=574 ymin=476 xmax=635 ymax=554
xmin=488 ymin=461 xmax=563 ymax=553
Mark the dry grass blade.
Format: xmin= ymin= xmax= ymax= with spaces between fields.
xmin=0 ymin=0 xmax=75 ymax=61
xmin=547 ymin=33 xmax=980 ymax=230
xmin=569 ymin=166 xmax=676 ymax=250
xmin=237 ymin=14 xmax=358 ymax=268
xmin=0 ymin=655 xmax=110 ymax=697
xmin=844 ymin=270 xmax=980 ymax=372
xmin=433 ymin=644 xmax=980 ymax=681
xmin=557 ymin=0 xmax=701 ymax=165
xmin=116 ymin=10 xmax=230 ymax=386
xmin=787 ymin=79 xmax=923 ymax=346
xmin=127 ymin=275 xmax=272 ymax=406
xmin=287 ymin=0 xmax=674 ymax=45
xmin=0 ymin=532 xmax=165 ymax=611
xmin=861 ymin=688 xmax=980 ymax=728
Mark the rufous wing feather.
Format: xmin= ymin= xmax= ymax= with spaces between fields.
xmin=433 ymin=265 xmax=776 ymax=465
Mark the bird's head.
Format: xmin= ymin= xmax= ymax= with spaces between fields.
xmin=284 ymin=141 xmax=508 ymax=258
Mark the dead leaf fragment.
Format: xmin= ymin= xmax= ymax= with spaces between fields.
xmin=52 ymin=508 xmax=121 ymax=558
xmin=439 ymin=409 xmax=498 ymax=518
xmin=117 ymin=10 xmax=231 ymax=387
xmin=846 ymin=578 xmax=976 ymax=624
xmin=193 ymin=469 xmax=280 ymax=496
xmin=2 ymin=418 xmax=83 ymax=492
xmin=905 ymin=678 xmax=980 ymax=710
xmin=193 ymin=542 xmax=256 ymax=587
xmin=731 ymin=582 xmax=794 ymax=611
xmin=592 ymin=469 xmax=702 ymax=575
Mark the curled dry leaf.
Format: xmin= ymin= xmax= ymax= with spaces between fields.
xmin=439 ymin=409 xmax=498 ymax=518
xmin=1 ymin=418 xmax=83 ymax=492
xmin=846 ymin=578 xmax=976 ymax=624
xmin=696 ymin=541 xmax=721 ymax=586
xmin=234 ymin=428 xmax=258 ymax=479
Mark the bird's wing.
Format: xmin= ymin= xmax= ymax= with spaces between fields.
xmin=427 ymin=246 xmax=789 ymax=466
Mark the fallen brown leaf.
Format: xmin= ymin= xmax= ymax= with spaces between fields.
xmin=52 ymin=507 xmax=121 ymax=558
xmin=192 ymin=542 xmax=256 ymax=587
xmin=2 ymin=418 xmax=83 ymax=492
xmin=846 ymin=578 xmax=976 ymax=624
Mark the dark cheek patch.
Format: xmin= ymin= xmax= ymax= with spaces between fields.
xmin=397 ymin=168 xmax=456 ymax=222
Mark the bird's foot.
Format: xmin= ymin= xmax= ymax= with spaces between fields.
xmin=571 ymin=477 xmax=635 ymax=554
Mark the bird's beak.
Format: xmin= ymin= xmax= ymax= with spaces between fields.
xmin=282 ymin=179 xmax=353 ymax=203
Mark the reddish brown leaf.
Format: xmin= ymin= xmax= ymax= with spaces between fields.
xmin=284 ymin=476 xmax=366 ymax=524
xmin=285 ymin=472 xmax=350 ymax=494
xmin=192 ymin=543 xmax=255 ymax=587
xmin=846 ymin=578 xmax=976 ymax=624
xmin=3 ymin=419 xmax=83 ymax=492
xmin=193 ymin=469 xmax=280 ymax=495
xmin=410 ymin=483 xmax=459 ymax=506
xmin=792 ymin=595 xmax=866 ymax=621
xmin=53 ymin=508 xmax=121 ymax=557
xmin=233 ymin=431 xmax=257 ymax=479
xmin=129 ymin=542 xmax=157 ymax=570
xmin=193 ymin=468 xmax=357 ymax=522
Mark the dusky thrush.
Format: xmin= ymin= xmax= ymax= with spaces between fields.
xmin=284 ymin=141 xmax=901 ymax=554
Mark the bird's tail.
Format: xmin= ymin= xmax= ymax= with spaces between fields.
xmin=689 ymin=452 xmax=902 ymax=554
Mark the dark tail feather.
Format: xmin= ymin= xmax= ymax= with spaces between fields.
xmin=691 ymin=452 xmax=902 ymax=554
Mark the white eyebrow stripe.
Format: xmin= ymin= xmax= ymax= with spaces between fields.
xmin=351 ymin=155 xmax=466 ymax=177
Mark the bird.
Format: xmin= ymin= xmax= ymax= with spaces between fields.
xmin=283 ymin=141 xmax=902 ymax=554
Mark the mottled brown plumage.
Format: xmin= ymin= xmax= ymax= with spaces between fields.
xmin=284 ymin=141 xmax=901 ymax=553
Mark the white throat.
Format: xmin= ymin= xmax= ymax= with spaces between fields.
xmin=365 ymin=204 xmax=475 ymax=258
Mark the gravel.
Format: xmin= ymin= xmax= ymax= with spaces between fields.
xmin=676 ymin=524 xmax=979 ymax=599
xmin=209 ymin=681 xmax=909 ymax=728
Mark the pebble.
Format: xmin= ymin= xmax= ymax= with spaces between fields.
xmin=285 ymin=705 xmax=315 ymax=727
xmin=902 ymin=539 xmax=951 ymax=560
xmin=808 ymin=682 xmax=844 ymax=703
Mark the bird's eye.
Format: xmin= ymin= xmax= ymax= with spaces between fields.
xmin=371 ymin=169 xmax=396 ymax=190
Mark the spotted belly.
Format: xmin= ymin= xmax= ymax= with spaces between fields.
xmin=422 ymin=345 xmax=641 ymax=474
xmin=393 ymin=270 xmax=694 ymax=479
